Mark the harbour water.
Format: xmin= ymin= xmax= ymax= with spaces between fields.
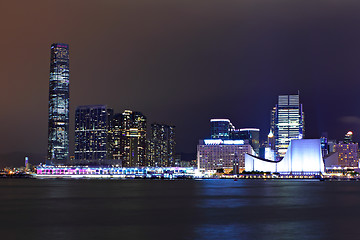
xmin=1 ymin=179 xmax=359 ymax=240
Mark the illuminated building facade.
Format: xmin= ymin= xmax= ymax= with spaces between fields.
xmin=210 ymin=119 xmax=234 ymax=139
xmin=245 ymin=139 xmax=324 ymax=174
xmin=75 ymin=105 xmax=114 ymax=165
xmin=36 ymin=166 xmax=197 ymax=179
xmin=48 ymin=43 xmax=70 ymax=164
xmin=197 ymin=139 xmax=253 ymax=172
xmin=111 ymin=113 xmax=123 ymax=161
xmin=273 ymin=93 xmax=304 ymax=159
xmin=119 ymin=110 xmax=147 ymax=167
xmin=148 ymin=123 xmax=176 ymax=167
xmin=334 ymin=142 xmax=359 ymax=168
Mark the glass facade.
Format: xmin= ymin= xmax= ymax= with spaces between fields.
xmin=148 ymin=123 xmax=176 ymax=167
xmin=210 ymin=119 xmax=234 ymax=139
xmin=48 ymin=43 xmax=70 ymax=164
xmin=111 ymin=113 xmax=123 ymax=161
xmin=74 ymin=105 xmax=113 ymax=164
xmin=274 ymin=94 xmax=304 ymax=159
xmin=112 ymin=110 xmax=147 ymax=167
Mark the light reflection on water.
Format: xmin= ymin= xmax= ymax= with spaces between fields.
xmin=1 ymin=179 xmax=360 ymax=239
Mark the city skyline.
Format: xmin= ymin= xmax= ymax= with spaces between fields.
xmin=3 ymin=2 xmax=360 ymax=239
xmin=2 ymin=0 xmax=360 ymax=160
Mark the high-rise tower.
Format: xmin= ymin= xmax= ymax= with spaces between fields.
xmin=74 ymin=105 xmax=113 ymax=165
xmin=114 ymin=110 xmax=147 ymax=167
xmin=148 ymin=123 xmax=176 ymax=167
xmin=210 ymin=119 xmax=234 ymax=139
xmin=273 ymin=93 xmax=304 ymax=159
xmin=48 ymin=43 xmax=70 ymax=164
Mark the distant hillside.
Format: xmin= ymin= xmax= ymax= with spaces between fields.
xmin=0 ymin=152 xmax=46 ymax=168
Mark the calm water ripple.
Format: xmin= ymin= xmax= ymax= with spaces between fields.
xmin=0 ymin=179 xmax=359 ymax=240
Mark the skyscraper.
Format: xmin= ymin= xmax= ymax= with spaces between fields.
xmin=74 ymin=105 xmax=113 ymax=165
xmin=273 ymin=93 xmax=304 ymax=159
xmin=117 ymin=110 xmax=147 ymax=167
xmin=148 ymin=123 xmax=176 ymax=167
xmin=111 ymin=113 xmax=123 ymax=161
xmin=210 ymin=119 xmax=234 ymax=139
xmin=48 ymin=43 xmax=70 ymax=165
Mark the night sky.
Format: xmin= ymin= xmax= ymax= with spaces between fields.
xmin=2 ymin=0 xmax=360 ymax=158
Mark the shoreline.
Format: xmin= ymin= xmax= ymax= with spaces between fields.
xmin=1 ymin=173 xmax=359 ymax=181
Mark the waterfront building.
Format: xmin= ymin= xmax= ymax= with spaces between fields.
xmin=111 ymin=113 xmax=123 ymax=161
xmin=197 ymin=139 xmax=253 ymax=172
xmin=36 ymin=165 xmax=198 ymax=179
xmin=210 ymin=119 xmax=234 ymax=139
xmin=273 ymin=93 xmax=304 ymax=159
xmin=119 ymin=110 xmax=147 ymax=167
xmin=148 ymin=123 xmax=176 ymax=167
xmin=259 ymin=143 xmax=275 ymax=161
xmin=245 ymin=139 xmax=324 ymax=175
xmin=334 ymin=142 xmax=359 ymax=168
xmin=75 ymin=105 xmax=114 ymax=165
xmin=48 ymin=43 xmax=70 ymax=165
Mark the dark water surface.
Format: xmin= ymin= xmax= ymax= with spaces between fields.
xmin=1 ymin=179 xmax=359 ymax=240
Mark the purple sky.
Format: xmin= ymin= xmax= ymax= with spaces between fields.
xmin=2 ymin=0 xmax=360 ymax=156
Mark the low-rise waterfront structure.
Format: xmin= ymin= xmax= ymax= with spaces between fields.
xmin=245 ymin=139 xmax=324 ymax=175
xmin=197 ymin=139 xmax=254 ymax=172
xmin=36 ymin=165 xmax=199 ymax=179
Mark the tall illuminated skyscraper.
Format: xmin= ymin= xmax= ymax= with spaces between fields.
xmin=116 ymin=110 xmax=147 ymax=167
xmin=111 ymin=113 xmax=123 ymax=161
xmin=48 ymin=43 xmax=70 ymax=165
xmin=273 ymin=93 xmax=304 ymax=159
xmin=148 ymin=123 xmax=176 ymax=167
xmin=75 ymin=105 xmax=113 ymax=165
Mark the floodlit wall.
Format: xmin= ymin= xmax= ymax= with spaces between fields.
xmin=245 ymin=154 xmax=276 ymax=172
xmin=245 ymin=139 xmax=325 ymax=174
